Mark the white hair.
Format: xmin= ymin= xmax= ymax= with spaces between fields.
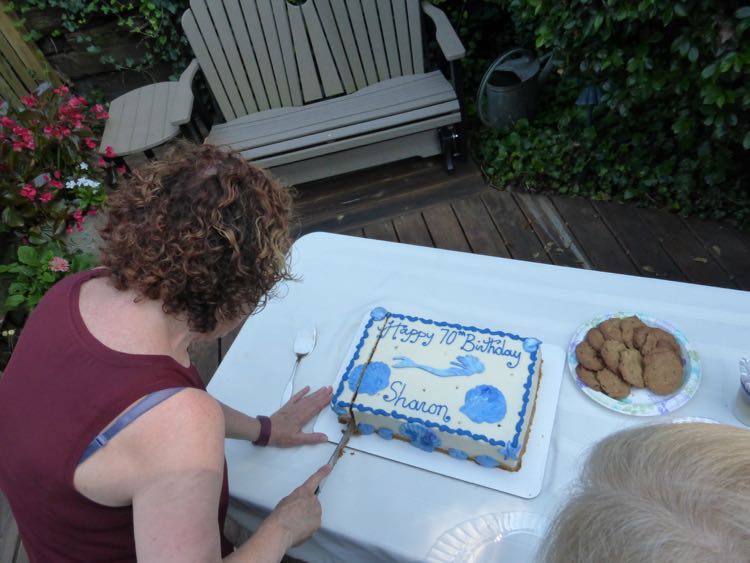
xmin=538 ymin=423 xmax=750 ymax=563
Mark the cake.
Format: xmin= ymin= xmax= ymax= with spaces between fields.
xmin=331 ymin=307 xmax=543 ymax=471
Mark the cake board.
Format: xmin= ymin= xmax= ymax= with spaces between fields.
xmin=314 ymin=313 xmax=565 ymax=499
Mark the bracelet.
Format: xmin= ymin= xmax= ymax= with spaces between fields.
xmin=252 ymin=415 xmax=271 ymax=447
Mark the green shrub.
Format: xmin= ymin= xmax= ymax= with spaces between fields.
xmin=439 ymin=0 xmax=750 ymax=227
xmin=11 ymin=0 xmax=192 ymax=76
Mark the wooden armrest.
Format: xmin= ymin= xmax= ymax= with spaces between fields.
xmin=421 ymin=2 xmax=466 ymax=61
xmin=169 ymin=59 xmax=200 ymax=126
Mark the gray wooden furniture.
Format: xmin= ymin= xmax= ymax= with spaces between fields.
xmin=98 ymin=60 xmax=199 ymax=158
xmin=181 ymin=0 xmax=465 ymax=184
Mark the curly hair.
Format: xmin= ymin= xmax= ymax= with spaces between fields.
xmin=99 ymin=142 xmax=294 ymax=333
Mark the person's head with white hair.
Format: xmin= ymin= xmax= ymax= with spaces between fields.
xmin=539 ymin=422 xmax=750 ymax=563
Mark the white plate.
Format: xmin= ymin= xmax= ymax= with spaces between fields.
xmin=315 ymin=310 xmax=565 ymax=499
xmin=567 ymin=312 xmax=701 ymax=416
xmin=426 ymin=512 xmax=548 ymax=563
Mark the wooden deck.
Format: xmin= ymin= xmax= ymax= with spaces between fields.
xmin=2 ymin=155 xmax=749 ymax=561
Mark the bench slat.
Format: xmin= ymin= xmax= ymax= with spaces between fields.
xmin=182 ymin=9 xmax=236 ymax=120
xmin=314 ymin=0 xmax=356 ymax=94
xmin=226 ymin=0 xmax=270 ymax=110
xmin=240 ymin=100 xmax=459 ymax=159
xmin=361 ymin=0 xmax=390 ymax=81
xmin=208 ymin=72 xmax=454 ymax=145
xmin=345 ymin=0 xmax=379 ymax=85
xmin=250 ymin=112 xmax=457 ymax=168
xmin=378 ymin=0 xmax=401 ymax=77
xmin=302 ymin=1 xmax=344 ymax=98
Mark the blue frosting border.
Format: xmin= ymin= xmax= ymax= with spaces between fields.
xmin=331 ymin=309 xmax=540 ymax=456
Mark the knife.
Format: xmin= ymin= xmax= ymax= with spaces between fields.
xmin=315 ymin=422 xmax=355 ymax=495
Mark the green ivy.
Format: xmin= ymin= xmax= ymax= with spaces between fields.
xmin=11 ymin=0 xmax=191 ymax=76
xmin=436 ymin=0 xmax=750 ymax=228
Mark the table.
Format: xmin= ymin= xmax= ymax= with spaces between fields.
xmin=207 ymin=232 xmax=750 ymax=562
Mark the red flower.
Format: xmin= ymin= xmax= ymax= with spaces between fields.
xmin=53 ymin=170 xmax=61 ymax=179
xmin=53 ymin=85 xmax=70 ymax=95
xmin=48 ymin=179 xmax=63 ymax=189
xmin=20 ymin=95 xmax=36 ymax=107
xmin=19 ymin=184 xmax=36 ymax=201
xmin=104 ymin=146 xmax=116 ymax=158
xmin=0 ymin=117 xmax=15 ymax=128
xmin=97 ymin=158 xmax=107 ymax=168
xmin=116 ymin=165 xmax=127 ymax=175
xmin=93 ymin=104 xmax=109 ymax=120
xmin=84 ymin=138 xmax=97 ymax=150
xmin=39 ymin=192 xmax=54 ymax=203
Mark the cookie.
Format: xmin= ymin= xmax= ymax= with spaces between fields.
xmin=601 ymin=340 xmax=626 ymax=372
xmin=596 ymin=368 xmax=631 ymax=399
xmin=619 ymin=316 xmax=646 ymax=348
xmin=586 ymin=327 xmax=605 ymax=351
xmin=643 ymin=349 xmax=683 ymax=395
xmin=633 ymin=326 xmax=650 ymax=349
xmin=576 ymin=364 xmax=601 ymax=391
xmin=641 ymin=328 xmax=681 ymax=356
xmin=599 ymin=318 xmax=623 ymax=343
xmin=619 ymin=348 xmax=644 ymax=388
xmin=576 ymin=341 xmax=604 ymax=371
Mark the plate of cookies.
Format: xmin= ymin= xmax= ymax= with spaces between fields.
xmin=567 ymin=313 xmax=701 ymax=416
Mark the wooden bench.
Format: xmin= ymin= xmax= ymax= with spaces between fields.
xmin=180 ymin=0 xmax=465 ymax=184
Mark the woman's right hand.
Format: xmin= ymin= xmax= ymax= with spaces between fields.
xmin=263 ymin=464 xmax=332 ymax=549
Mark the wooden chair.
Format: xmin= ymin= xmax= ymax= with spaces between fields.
xmin=180 ymin=0 xmax=465 ymax=184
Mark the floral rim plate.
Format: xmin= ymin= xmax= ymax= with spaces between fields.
xmin=426 ymin=512 xmax=548 ymax=563
xmin=567 ymin=312 xmax=701 ymax=416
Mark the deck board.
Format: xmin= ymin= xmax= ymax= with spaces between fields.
xmin=481 ymin=190 xmax=551 ymax=263
xmin=551 ymin=195 xmax=639 ymax=275
xmin=392 ymin=212 xmax=434 ymax=248
xmin=452 ymin=196 xmax=510 ymax=258
xmin=635 ymin=207 xmax=735 ymax=289
xmin=593 ymin=201 xmax=687 ymax=282
xmin=422 ymin=203 xmax=471 ymax=253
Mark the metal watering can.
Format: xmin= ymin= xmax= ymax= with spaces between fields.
xmin=477 ymin=49 xmax=554 ymax=128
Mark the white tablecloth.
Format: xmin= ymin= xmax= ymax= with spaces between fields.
xmin=207 ymin=232 xmax=750 ymax=562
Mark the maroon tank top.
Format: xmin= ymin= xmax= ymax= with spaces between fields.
xmin=0 ymin=269 xmax=232 ymax=561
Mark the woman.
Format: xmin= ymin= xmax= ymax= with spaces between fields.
xmin=0 ymin=142 xmax=332 ymax=562
xmin=539 ymin=422 xmax=750 ymax=563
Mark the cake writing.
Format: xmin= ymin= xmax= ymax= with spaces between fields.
xmin=460 ymin=334 xmax=522 ymax=368
xmin=377 ymin=320 xmax=524 ymax=369
xmin=382 ymin=380 xmax=451 ymax=422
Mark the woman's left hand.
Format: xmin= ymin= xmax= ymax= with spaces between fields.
xmin=268 ymin=385 xmax=333 ymax=447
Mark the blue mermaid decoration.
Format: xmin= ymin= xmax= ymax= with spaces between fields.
xmin=391 ymin=354 xmax=485 ymax=377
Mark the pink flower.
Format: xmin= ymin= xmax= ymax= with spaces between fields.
xmin=84 ymin=138 xmax=97 ymax=150
xmin=53 ymin=170 xmax=61 ymax=179
xmin=20 ymin=95 xmax=36 ymax=107
xmin=48 ymin=256 xmax=70 ymax=273
xmin=73 ymin=208 xmax=84 ymax=222
xmin=0 ymin=117 xmax=15 ymax=128
xmin=93 ymin=104 xmax=109 ymax=120
xmin=116 ymin=165 xmax=127 ymax=175
xmin=48 ymin=179 xmax=63 ymax=189
xmin=97 ymin=158 xmax=107 ymax=168
xmin=65 ymin=226 xmax=74 ymax=234
xmin=39 ymin=191 xmax=54 ymax=203
xmin=19 ymin=184 xmax=36 ymax=201
xmin=53 ymin=85 xmax=70 ymax=95
xmin=104 ymin=146 xmax=116 ymax=158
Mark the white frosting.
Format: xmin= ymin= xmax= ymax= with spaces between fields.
xmin=332 ymin=309 xmax=542 ymax=471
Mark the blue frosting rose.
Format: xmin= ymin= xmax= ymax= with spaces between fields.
xmin=523 ymin=337 xmax=541 ymax=353
xmin=460 ymin=385 xmax=507 ymax=423
xmin=399 ymin=422 xmax=441 ymax=452
xmin=347 ymin=361 xmax=391 ymax=395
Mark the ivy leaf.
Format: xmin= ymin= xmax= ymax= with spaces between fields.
xmin=674 ymin=4 xmax=688 ymax=16
xmin=17 ymin=245 xmax=39 ymax=267
xmin=701 ymin=63 xmax=717 ymax=79
xmin=743 ymin=131 xmax=750 ymax=150
xmin=688 ymin=47 xmax=698 ymax=63
xmin=4 ymin=294 xmax=25 ymax=310
xmin=2 ymin=207 xmax=24 ymax=228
